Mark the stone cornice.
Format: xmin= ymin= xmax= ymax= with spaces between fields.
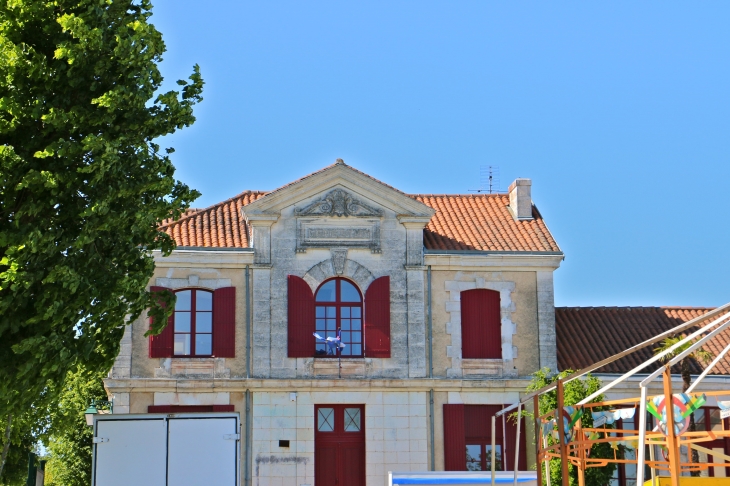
xmin=152 ymin=249 xmax=254 ymax=268
xmin=104 ymin=377 xmax=533 ymax=394
xmin=424 ymin=252 xmax=563 ymax=271
xmin=397 ymin=215 xmax=432 ymax=228
xmin=244 ymin=213 xmax=279 ymax=225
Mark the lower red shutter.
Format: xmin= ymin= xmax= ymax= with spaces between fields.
xmin=149 ymin=286 xmax=174 ymax=358
xmin=364 ymin=276 xmax=390 ymax=358
xmin=504 ymin=408 xmax=527 ymax=471
xmin=212 ymin=287 xmax=236 ymax=357
xmin=288 ymin=275 xmax=315 ymax=357
xmin=148 ymin=405 xmax=234 ymax=413
xmin=444 ymin=404 xmax=466 ymax=471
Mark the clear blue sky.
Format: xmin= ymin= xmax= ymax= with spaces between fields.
xmin=150 ymin=1 xmax=729 ymax=307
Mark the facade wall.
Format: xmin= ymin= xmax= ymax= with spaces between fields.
xmin=428 ymin=269 xmax=541 ymax=379
xmin=257 ymin=191 xmax=424 ymax=380
xmin=104 ymin=170 xmax=564 ymax=485
xmin=250 ymin=391 xmax=428 ymax=486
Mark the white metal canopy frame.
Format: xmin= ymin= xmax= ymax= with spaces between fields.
xmin=488 ymin=302 xmax=730 ymax=486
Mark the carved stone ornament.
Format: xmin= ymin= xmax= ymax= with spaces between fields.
xmin=295 ymin=189 xmax=383 ymax=217
xmin=296 ymin=219 xmax=382 ymax=253
xmin=331 ymin=248 xmax=348 ymax=275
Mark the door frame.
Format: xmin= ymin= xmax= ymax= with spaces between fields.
xmin=314 ymin=404 xmax=366 ymax=486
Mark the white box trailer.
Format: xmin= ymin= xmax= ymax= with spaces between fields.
xmin=91 ymin=413 xmax=240 ymax=486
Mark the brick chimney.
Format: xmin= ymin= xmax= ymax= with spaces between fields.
xmin=508 ymin=178 xmax=533 ymax=220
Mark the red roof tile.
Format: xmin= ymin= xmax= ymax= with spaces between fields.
xmin=159 ymin=163 xmax=560 ymax=253
xmin=159 ymin=191 xmax=267 ymax=248
xmin=556 ymin=307 xmax=730 ymax=375
xmin=412 ymin=194 xmax=560 ymax=252
xmin=161 ymin=191 xmax=560 ymax=252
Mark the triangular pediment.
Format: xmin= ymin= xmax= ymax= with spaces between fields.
xmin=242 ymin=160 xmax=435 ymax=219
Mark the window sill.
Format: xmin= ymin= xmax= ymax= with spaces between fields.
xmin=311 ymin=357 xmax=368 ymax=378
xmin=461 ymin=358 xmax=504 ymax=378
xmin=154 ymin=357 xmax=231 ymax=379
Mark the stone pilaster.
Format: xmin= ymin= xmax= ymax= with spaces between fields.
xmin=252 ymin=266 xmax=272 ymax=378
xmin=110 ymin=321 xmax=132 ymax=379
xmin=406 ymin=267 xmax=427 ymax=378
xmin=397 ymin=217 xmax=430 ymax=267
xmin=536 ymin=270 xmax=558 ymax=372
xmin=245 ymin=214 xmax=279 ymax=265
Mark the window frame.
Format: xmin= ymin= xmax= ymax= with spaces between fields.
xmin=465 ymin=442 xmax=502 ymax=472
xmin=314 ymin=278 xmax=364 ymax=358
xmin=172 ymin=287 xmax=214 ymax=358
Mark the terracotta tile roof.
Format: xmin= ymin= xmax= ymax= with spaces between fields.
xmin=158 ymin=163 xmax=560 ymax=253
xmin=412 ymin=194 xmax=561 ymax=252
xmin=556 ymin=307 xmax=730 ymax=375
xmin=159 ymin=191 xmax=267 ymax=248
xmin=161 ymin=208 xmax=201 ymax=226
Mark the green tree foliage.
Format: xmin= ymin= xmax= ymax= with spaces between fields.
xmin=0 ymin=416 xmax=39 ymax=486
xmin=0 ymin=0 xmax=201 ymax=429
xmin=0 ymin=388 xmax=51 ymax=485
xmin=43 ymin=366 xmax=107 ymax=486
xmin=524 ymin=368 xmax=617 ymax=486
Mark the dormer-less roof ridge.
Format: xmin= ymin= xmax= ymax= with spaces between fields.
xmin=158 ymin=164 xmax=561 ymax=252
xmin=257 ymin=159 xmax=411 ymax=204
xmin=409 ymin=192 xmax=508 ymax=197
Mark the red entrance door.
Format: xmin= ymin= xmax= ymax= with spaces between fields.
xmin=315 ymin=404 xmax=365 ymax=486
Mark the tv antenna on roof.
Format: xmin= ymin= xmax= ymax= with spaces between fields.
xmin=469 ymin=165 xmax=501 ymax=193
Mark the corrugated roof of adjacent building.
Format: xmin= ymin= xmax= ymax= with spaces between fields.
xmin=159 ymin=191 xmax=561 ymax=252
xmin=556 ymin=306 xmax=730 ymax=375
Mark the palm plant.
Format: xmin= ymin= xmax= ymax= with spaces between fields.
xmin=654 ymin=335 xmax=713 ymax=475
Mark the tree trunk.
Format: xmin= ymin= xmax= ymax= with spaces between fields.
xmin=682 ymin=358 xmax=701 ymax=476
xmin=0 ymin=414 xmax=12 ymax=480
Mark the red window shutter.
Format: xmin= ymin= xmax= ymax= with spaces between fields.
xmin=148 ymin=405 xmax=235 ymax=413
xmin=149 ymin=286 xmax=174 ymax=358
xmin=212 ymin=287 xmax=236 ymax=357
xmin=148 ymin=405 xmax=174 ymax=413
xmin=288 ymin=275 xmax=315 ymax=358
xmin=461 ymin=289 xmax=501 ymax=359
xmin=443 ymin=404 xmax=466 ymax=471
xmin=364 ymin=276 xmax=390 ymax=358
xmin=503 ymin=408 xmax=527 ymax=471
xmin=464 ymin=405 xmax=502 ymax=441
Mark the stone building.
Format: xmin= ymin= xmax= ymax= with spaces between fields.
xmin=105 ymin=159 xmax=728 ymax=484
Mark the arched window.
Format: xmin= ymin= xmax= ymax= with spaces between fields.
xmin=149 ymin=285 xmax=235 ymax=358
xmin=315 ymin=278 xmax=363 ymax=357
xmin=173 ymin=289 xmax=213 ymax=356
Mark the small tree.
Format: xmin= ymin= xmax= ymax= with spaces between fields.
xmin=524 ymin=368 xmax=616 ymax=486
xmin=0 ymin=415 xmax=39 ymax=486
xmin=653 ymin=335 xmax=713 ymax=476
xmin=43 ymin=366 xmax=107 ymax=486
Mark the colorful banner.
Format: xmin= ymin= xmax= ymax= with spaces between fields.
xmin=646 ymin=393 xmax=706 ymax=437
xmin=591 ymin=408 xmax=636 ymax=426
